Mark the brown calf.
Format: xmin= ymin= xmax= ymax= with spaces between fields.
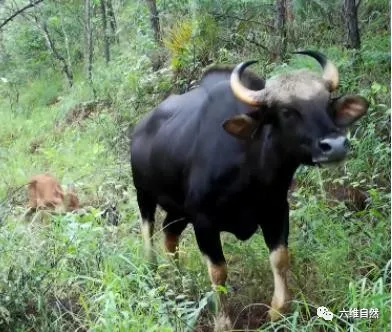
xmin=27 ymin=174 xmax=79 ymax=212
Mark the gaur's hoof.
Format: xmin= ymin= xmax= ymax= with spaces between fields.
xmin=269 ymin=296 xmax=290 ymax=321
xmin=268 ymin=308 xmax=283 ymax=321
xmin=214 ymin=312 xmax=232 ymax=331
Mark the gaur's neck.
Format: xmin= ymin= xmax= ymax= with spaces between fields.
xmin=246 ymin=125 xmax=300 ymax=193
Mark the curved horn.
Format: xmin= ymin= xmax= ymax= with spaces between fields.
xmin=294 ymin=50 xmax=339 ymax=91
xmin=230 ymin=60 xmax=266 ymax=106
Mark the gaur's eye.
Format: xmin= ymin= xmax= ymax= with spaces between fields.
xmin=281 ymin=108 xmax=300 ymax=119
xmin=328 ymin=96 xmax=342 ymax=116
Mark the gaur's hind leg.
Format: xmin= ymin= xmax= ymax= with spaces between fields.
xmin=162 ymin=211 xmax=188 ymax=260
xmin=136 ymin=190 xmax=157 ymax=261
xmin=193 ymin=215 xmax=231 ymax=332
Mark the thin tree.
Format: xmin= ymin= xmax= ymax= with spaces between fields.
xmin=145 ymin=0 xmax=162 ymax=45
xmin=274 ymin=0 xmax=292 ymax=60
xmin=41 ymin=20 xmax=74 ymax=87
xmin=343 ymin=0 xmax=361 ymax=49
xmin=100 ymin=0 xmax=110 ymax=63
xmin=106 ymin=0 xmax=119 ymax=44
xmin=30 ymin=13 xmax=74 ymax=87
xmin=84 ymin=0 xmax=93 ymax=82
xmin=60 ymin=15 xmax=73 ymax=83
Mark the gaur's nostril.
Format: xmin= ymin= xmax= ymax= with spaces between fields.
xmin=319 ymin=141 xmax=332 ymax=152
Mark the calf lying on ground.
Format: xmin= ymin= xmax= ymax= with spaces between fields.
xmin=27 ymin=174 xmax=79 ymax=213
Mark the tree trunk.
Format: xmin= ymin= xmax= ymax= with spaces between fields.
xmin=60 ymin=16 xmax=73 ymax=80
xmin=343 ymin=0 xmax=361 ymax=49
xmin=286 ymin=0 xmax=294 ymax=22
xmin=145 ymin=0 xmax=162 ymax=45
xmin=274 ymin=0 xmax=290 ymax=60
xmin=84 ymin=0 xmax=93 ymax=82
xmin=100 ymin=0 xmax=110 ymax=63
xmin=106 ymin=0 xmax=119 ymax=44
xmin=40 ymin=20 xmax=73 ymax=87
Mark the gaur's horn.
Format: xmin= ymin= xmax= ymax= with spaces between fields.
xmin=294 ymin=50 xmax=339 ymax=91
xmin=230 ymin=61 xmax=267 ymax=106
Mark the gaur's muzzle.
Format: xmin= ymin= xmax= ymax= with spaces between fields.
xmin=313 ymin=135 xmax=350 ymax=163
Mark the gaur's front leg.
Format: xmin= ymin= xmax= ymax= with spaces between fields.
xmin=261 ymin=200 xmax=291 ymax=321
xmin=193 ymin=215 xmax=231 ymax=332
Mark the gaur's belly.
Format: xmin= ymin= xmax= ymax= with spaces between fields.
xmin=157 ymin=190 xmax=266 ymax=241
xmin=217 ymin=208 xmax=261 ymax=240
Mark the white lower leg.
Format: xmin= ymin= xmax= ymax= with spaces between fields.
xmin=269 ymin=246 xmax=290 ymax=320
xmin=206 ymin=258 xmax=231 ymax=331
xmin=141 ymin=220 xmax=154 ymax=260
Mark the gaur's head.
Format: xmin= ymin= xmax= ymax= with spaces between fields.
xmin=223 ymin=51 xmax=368 ymax=165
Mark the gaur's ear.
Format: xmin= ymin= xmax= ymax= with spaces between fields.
xmin=332 ymin=95 xmax=369 ymax=127
xmin=223 ymin=113 xmax=259 ymax=139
